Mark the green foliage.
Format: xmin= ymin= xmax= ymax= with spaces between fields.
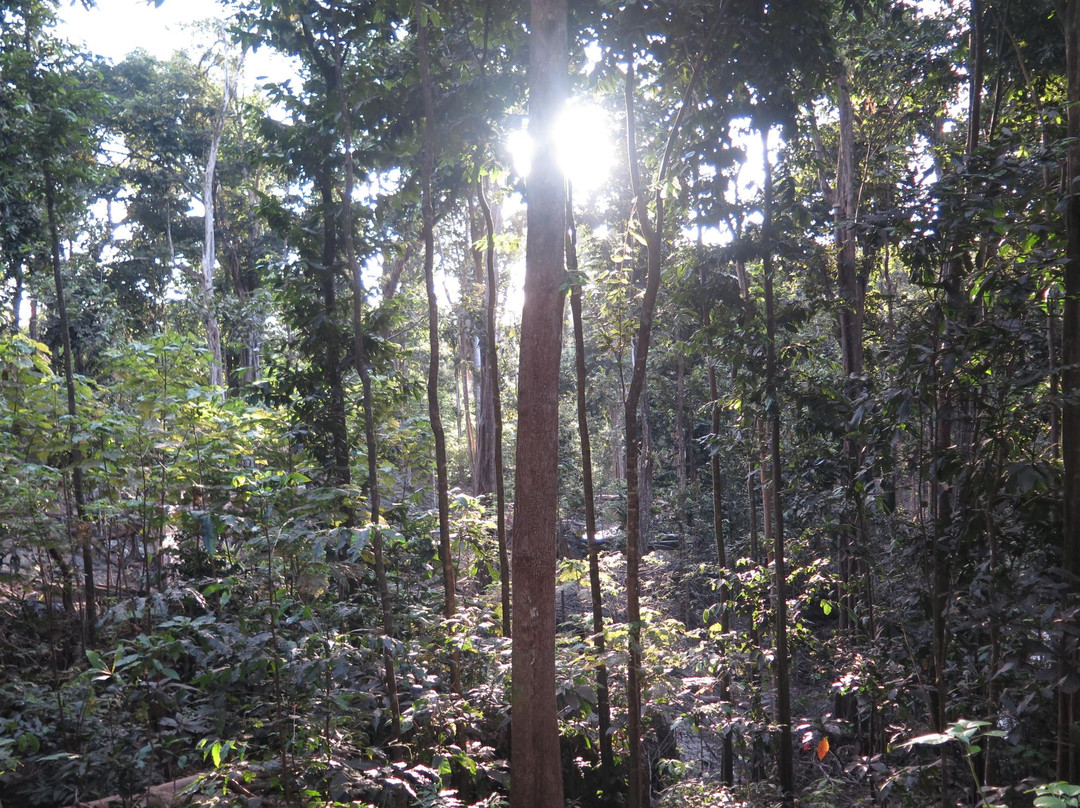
xmin=1034 ymin=782 xmax=1080 ymax=808
xmin=1 ymin=0 xmax=1078 ymax=806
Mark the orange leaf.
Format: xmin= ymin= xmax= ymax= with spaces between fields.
xmin=816 ymin=737 xmax=830 ymax=761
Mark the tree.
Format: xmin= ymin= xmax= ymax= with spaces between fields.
xmin=6 ymin=0 xmax=107 ymax=644
xmin=1060 ymin=0 xmax=1080 ymax=783
xmin=760 ymin=128 xmax=794 ymax=807
xmin=510 ymin=1 xmax=567 ymax=805
xmin=567 ymin=184 xmax=615 ymax=783
xmin=198 ymin=43 xmax=237 ymax=390
xmin=477 ymin=180 xmax=512 ymax=638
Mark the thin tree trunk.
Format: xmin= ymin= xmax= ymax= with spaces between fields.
xmin=337 ymin=55 xmax=401 ymax=747
xmin=44 ymin=169 xmax=92 ymax=642
xmin=700 ymin=240 xmax=735 ymax=780
xmin=417 ymin=0 xmax=461 ymax=700
xmin=11 ymin=262 xmax=22 ymax=332
xmin=639 ymin=382 xmax=653 ymax=552
xmin=835 ymin=62 xmax=863 ymax=644
xmin=317 ymin=174 xmax=351 ymax=489
xmin=460 ymin=318 xmax=477 ymax=484
xmin=472 ymin=192 xmax=497 ymax=497
xmin=675 ymin=334 xmax=689 ymax=625
xmin=623 ymin=65 xmax=655 ymax=808
xmin=567 ymin=185 xmax=615 ymax=782
xmin=708 ymin=357 xmax=734 ymax=785
xmin=510 ymin=2 xmax=567 ymax=805
xmin=200 ymin=57 xmax=234 ymax=390
xmin=1059 ymin=0 xmax=1080 ymax=783
xmin=968 ymin=0 xmax=985 ymax=158
xmin=761 ymin=132 xmax=793 ymax=807
xmin=929 ymin=9 xmax=984 ymax=798
xmin=623 ymin=45 xmax=707 ymax=805
xmin=477 ymin=180 xmax=511 ymax=638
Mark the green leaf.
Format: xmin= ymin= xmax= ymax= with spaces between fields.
xmin=1033 ymin=797 xmax=1067 ymax=808
xmin=901 ymin=732 xmax=952 ymax=747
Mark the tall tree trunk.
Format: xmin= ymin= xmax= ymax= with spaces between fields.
xmin=317 ymin=173 xmax=350 ymax=489
xmin=417 ymin=0 xmax=462 ymax=705
xmin=44 ymin=168 xmax=92 ymax=643
xmin=460 ymin=318 xmax=477 ymax=485
xmin=1059 ymin=0 xmax=1080 ymax=783
xmin=567 ymin=185 xmax=615 ymax=782
xmin=930 ymin=9 xmax=984 ymax=798
xmin=675 ymin=332 xmax=690 ymax=625
xmin=832 ymin=62 xmax=869 ymax=743
xmin=623 ymin=46 xmax=706 ymax=805
xmin=708 ymin=357 xmax=734 ymax=785
xmin=472 ymin=192 xmax=497 ymax=497
xmin=200 ymin=59 xmax=234 ymax=390
xmin=623 ymin=64 xmax=656 ymax=808
xmin=510 ymin=2 xmax=567 ymax=805
xmin=11 ymin=262 xmax=22 ymax=332
xmin=477 ymin=180 xmax=511 ymax=638
xmin=337 ymin=56 xmax=401 ymax=747
xmin=700 ymin=244 xmax=735 ymax=784
xmin=835 ymin=61 xmax=863 ymax=633
xmin=967 ymin=0 xmax=985 ymax=158
xmin=761 ymin=132 xmax=793 ymax=807
xmin=639 ymin=382 xmax=653 ymax=552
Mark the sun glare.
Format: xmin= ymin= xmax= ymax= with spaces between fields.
xmin=507 ymin=100 xmax=615 ymax=197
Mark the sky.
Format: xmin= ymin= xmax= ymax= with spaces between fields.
xmin=58 ymin=0 xmax=227 ymax=63
xmin=56 ymin=0 xmax=295 ymax=91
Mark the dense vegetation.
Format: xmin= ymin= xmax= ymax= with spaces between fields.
xmin=2 ymin=0 xmax=1079 ymax=806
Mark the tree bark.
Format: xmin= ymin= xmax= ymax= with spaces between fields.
xmin=622 ymin=38 xmax=713 ymax=802
xmin=708 ymin=356 xmax=734 ymax=785
xmin=675 ymin=332 xmax=689 ymax=625
xmin=417 ymin=0 xmax=461 ymax=701
xmin=1060 ymin=0 xmax=1080 ymax=783
xmin=761 ymin=132 xmax=793 ymax=807
xmin=477 ymin=180 xmax=511 ymax=638
xmin=623 ymin=64 xmax=658 ymax=808
xmin=336 ymin=54 xmax=401 ymax=746
xmin=200 ymin=57 xmax=234 ymax=390
xmin=623 ymin=45 xmax=707 ymax=803
xmin=510 ymin=2 xmax=567 ymax=805
xmin=316 ymin=171 xmax=350 ymax=489
xmin=44 ymin=168 xmax=92 ymax=643
xmin=700 ymin=241 xmax=734 ymax=783
xmin=835 ymin=61 xmax=863 ymax=634
xmin=472 ymin=191 xmax=496 ymax=497
xmin=567 ymin=185 xmax=615 ymax=782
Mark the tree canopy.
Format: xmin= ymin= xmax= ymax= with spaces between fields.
xmin=1 ymin=1 xmax=1078 ymax=807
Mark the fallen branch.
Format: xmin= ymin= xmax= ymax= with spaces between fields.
xmin=63 ymin=774 xmax=201 ymax=808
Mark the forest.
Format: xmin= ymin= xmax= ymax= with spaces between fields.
xmin=2 ymin=0 xmax=1079 ymax=806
